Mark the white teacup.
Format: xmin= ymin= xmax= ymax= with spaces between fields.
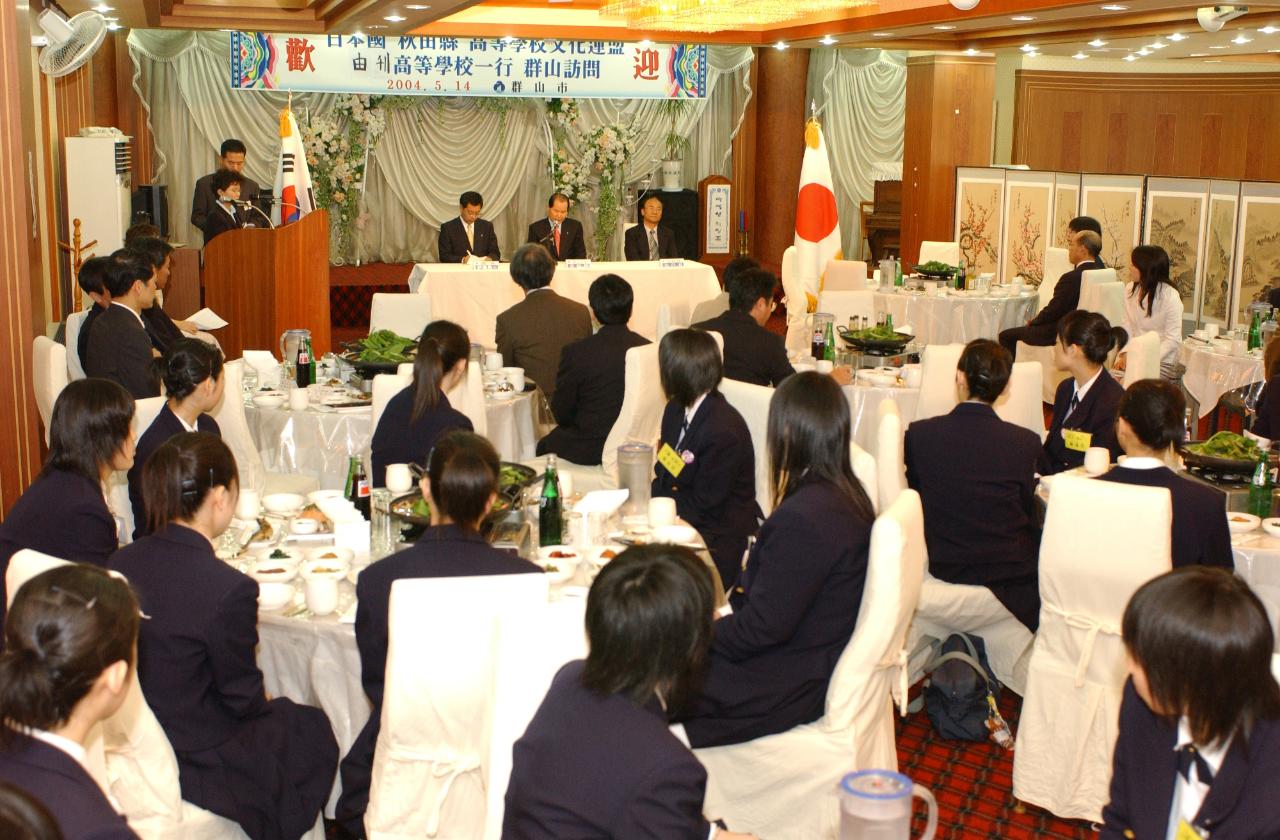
xmin=385 ymin=463 xmax=414 ymax=494
xmin=302 ymin=577 xmax=339 ymax=616
xmin=1206 ymin=323 xmax=1220 ymax=339
xmin=1083 ymin=446 xmax=1110 ymax=476
xmin=793 ymin=362 xmax=816 ymax=374
xmin=235 ymin=489 xmax=261 ymax=521
xmin=648 ymin=497 xmax=677 ymax=529
xmin=501 ymin=366 xmax=526 ymax=392
xmin=484 ymin=351 xmax=504 ymax=372
xmin=902 ymin=364 xmax=923 ymax=389
xmin=288 ymin=389 xmax=309 ymax=412
xmin=1193 ymin=329 xmax=1207 ymax=340
xmin=816 ymin=359 xmax=834 ymax=374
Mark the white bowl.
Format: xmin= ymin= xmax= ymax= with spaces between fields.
xmin=306 ymin=546 xmax=355 ymax=565
xmin=538 ymin=545 xmax=582 ymax=567
xmin=249 ymin=559 xmax=299 ymax=584
xmin=855 ymin=369 xmax=876 ymax=382
xmin=1228 ymin=512 xmax=1261 ymax=534
xmin=252 ymin=394 xmax=286 ymax=409
xmin=255 ymin=545 xmax=304 ymax=565
xmin=537 ymin=559 xmax=574 ymax=584
xmin=589 ymin=546 xmax=621 ymax=568
xmin=290 ymin=518 xmax=319 ymax=535
xmin=316 ymin=497 xmax=357 ymax=521
xmin=1262 ymin=517 xmax=1280 ymax=539
xmin=867 ymin=372 xmax=898 ymax=388
xmin=302 ymin=556 xmax=350 ymax=578
xmin=262 ymin=493 xmax=306 ymax=515
xmin=257 ymin=582 xmax=295 ymax=612
xmin=652 ymin=524 xmax=699 ymax=545
xmin=308 ymin=489 xmax=345 ymax=505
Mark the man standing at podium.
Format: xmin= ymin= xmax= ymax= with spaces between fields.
xmin=624 ymin=194 xmax=678 ymax=261
xmin=191 ymin=139 xmax=260 ymax=236
xmin=526 ymin=193 xmax=586 ymax=261
xmin=439 ymin=191 xmax=501 ymax=263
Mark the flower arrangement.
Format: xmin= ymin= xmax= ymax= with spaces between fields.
xmin=551 ymin=146 xmax=591 ymax=205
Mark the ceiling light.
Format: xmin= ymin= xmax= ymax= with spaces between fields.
xmin=964 ymin=47 xmax=979 ymax=55
xmin=93 ymin=3 xmax=113 ymax=10
xmin=1020 ymin=43 xmax=1035 ymax=52
xmin=1088 ymin=38 xmax=1107 ymax=47
xmin=1232 ymin=33 xmax=1252 ymax=44
xmin=820 ymin=35 xmax=836 ymax=44
xmin=1100 ymin=4 xmax=1127 ymax=9
xmin=1150 ymin=40 xmax=1167 ymax=48
xmin=1010 ymin=14 xmax=1035 ymax=21
xmin=872 ymin=32 xmax=894 ymax=37
xmin=774 ymin=40 xmax=788 ymax=49
xmin=104 ymin=15 xmax=117 ymax=20
xmin=405 ymin=3 xmax=430 ymax=7
xmin=383 ymin=14 xmax=405 ymax=21
xmin=366 ymin=24 xmax=387 ymax=28
xmin=1190 ymin=52 xmax=1209 ymax=55
xmin=1137 ymin=47 xmax=1151 ymax=55
xmin=1073 ymin=51 xmax=1088 ymax=59
xmin=105 ymin=21 xmax=120 ymax=29
xmin=1167 ymin=32 xmax=1187 ymax=40
xmin=1260 ymin=25 xmax=1280 ymax=34
xmin=932 ymin=24 xmax=957 ymax=30
xmin=1209 ymin=44 xmax=1227 ymax=48
xmin=1026 ymin=49 xmax=1039 ymax=57
xmin=949 ymin=0 xmax=980 ymax=11
xmin=1123 ymin=53 xmax=1137 ymax=60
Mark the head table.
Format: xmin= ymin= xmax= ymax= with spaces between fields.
xmin=406 ymin=260 xmax=722 ymax=346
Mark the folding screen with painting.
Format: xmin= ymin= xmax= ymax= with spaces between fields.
xmin=1081 ymin=174 xmax=1145 ymax=272
xmin=954 ymin=167 xmax=1005 ymax=280
xmin=1002 ymin=171 xmax=1054 ymax=286
xmin=1052 ymin=173 xmax=1081 ymax=249
xmin=1143 ymin=177 xmax=1208 ymax=329
xmin=1232 ymin=181 xmax=1280 ymax=329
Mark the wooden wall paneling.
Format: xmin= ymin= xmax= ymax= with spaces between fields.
xmin=1244 ymin=110 xmax=1270 ymax=182
xmin=1153 ymin=113 xmax=1176 ymax=175
xmin=1199 ymin=114 xmax=1223 ymax=178
xmin=752 ymin=48 xmax=810 ymax=275
xmin=0 ymin=0 xmax=46 ymax=512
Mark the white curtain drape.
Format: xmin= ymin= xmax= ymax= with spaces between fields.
xmin=805 ymin=49 xmax=906 ymax=257
xmin=127 ymin=30 xmax=754 ymax=263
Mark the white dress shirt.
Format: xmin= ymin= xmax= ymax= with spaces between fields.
xmin=1123 ymin=282 xmax=1184 ymax=370
xmin=1166 ymin=717 xmax=1230 ymax=840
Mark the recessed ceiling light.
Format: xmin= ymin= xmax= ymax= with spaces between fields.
xmin=1137 ymin=47 xmax=1151 ymax=55
xmin=964 ymin=47 xmax=979 ymax=55
xmin=104 ymin=15 xmax=117 ymax=20
xmin=93 ymin=3 xmax=113 ymax=10
xmin=820 ymin=35 xmax=836 ymax=44
xmin=1271 ymin=48 xmax=1280 ymax=52
xmin=1088 ymin=38 xmax=1107 ymax=47
xmin=1123 ymin=53 xmax=1138 ymax=61
xmin=1020 ymin=43 xmax=1035 ymax=52
xmin=105 ymin=21 xmax=120 ymax=29
xmin=1209 ymin=44 xmax=1228 ymax=48
xmin=1260 ymin=25 xmax=1280 ymax=34
xmin=1232 ymin=34 xmax=1252 ymax=44
xmin=1190 ymin=52 xmax=1209 ymax=56
xmin=366 ymin=24 xmax=387 ymax=28
xmin=774 ymin=40 xmax=788 ymax=50
xmin=383 ymin=14 xmax=405 ymax=21
xmin=933 ymin=24 xmax=957 ymax=30
xmin=1026 ymin=50 xmax=1039 ymax=57
xmin=405 ymin=3 xmax=430 ymax=7
xmin=1167 ymin=32 xmax=1187 ymax=40
xmin=1150 ymin=40 xmax=1167 ymax=48
xmin=871 ymin=32 xmax=894 ymax=37
xmin=1010 ymin=15 xmax=1035 ymax=21
xmin=1073 ymin=51 xmax=1088 ymax=59
xmin=1100 ymin=4 xmax=1128 ymax=10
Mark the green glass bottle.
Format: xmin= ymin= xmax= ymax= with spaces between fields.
xmin=894 ymin=258 xmax=904 ymax=288
xmin=1249 ymin=310 xmax=1263 ymax=351
xmin=539 ymin=455 xmax=563 ymax=547
xmin=823 ymin=319 xmax=836 ymax=362
xmin=1249 ymin=445 xmax=1273 ymax=518
xmin=956 ymin=259 xmax=966 ymax=291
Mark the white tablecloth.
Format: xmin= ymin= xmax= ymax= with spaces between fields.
xmin=245 ymin=393 xmax=540 ymax=489
xmin=843 ymin=382 xmax=920 ymax=451
xmin=1179 ymin=340 xmax=1265 ymax=418
xmin=1229 ymin=532 xmax=1280 ymax=651
xmin=871 ymin=288 xmax=1038 ymax=347
xmin=407 ymin=260 xmax=721 ymax=346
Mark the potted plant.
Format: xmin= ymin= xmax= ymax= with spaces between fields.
xmin=657 ymin=99 xmax=691 ymax=191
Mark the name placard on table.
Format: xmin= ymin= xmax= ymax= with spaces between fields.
xmin=660 ymin=258 xmax=686 ymax=269
xmin=563 ymin=260 xmax=593 ymax=270
xmin=470 ymin=261 xmax=503 ymax=271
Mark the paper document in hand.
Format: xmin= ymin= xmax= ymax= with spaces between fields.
xmin=185 ymin=308 xmax=229 ymax=330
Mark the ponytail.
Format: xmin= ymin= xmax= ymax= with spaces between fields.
xmin=142 ymin=432 xmax=238 ymax=532
xmin=411 ymin=320 xmax=471 ymax=424
xmin=0 ymin=565 xmax=138 ymax=745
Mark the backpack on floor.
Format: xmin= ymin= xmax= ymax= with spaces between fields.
xmin=921 ymin=633 xmax=1010 ymax=745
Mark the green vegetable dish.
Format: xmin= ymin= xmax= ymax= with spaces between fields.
xmin=917 ymin=260 xmax=956 ymax=274
xmin=845 ymin=324 xmax=907 ymax=341
xmin=1184 ymin=431 xmax=1259 ymax=462
xmin=353 ymin=330 xmax=418 ymax=364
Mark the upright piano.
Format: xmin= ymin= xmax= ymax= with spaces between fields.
xmin=865 ymin=180 xmax=901 ymax=263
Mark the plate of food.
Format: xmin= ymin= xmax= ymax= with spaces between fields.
xmin=1183 ymin=431 xmax=1261 ymax=473
xmin=837 ymin=324 xmax=915 ymax=353
xmin=912 ymin=260 xmax=957 ymax=278
xmin=340 ymin=330 xmax=418 ymax=375
xmin=1228 ymin=512 xmax=1261 ymax=534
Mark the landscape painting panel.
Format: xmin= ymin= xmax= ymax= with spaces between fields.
xmin=1147 ymin=193 xmax=1204 ymax=315
xmin=1236 ymin=199 xmax=1280 ymax=327
xmin=1004 ymin=184 xmax=1050 ymax=285
xmin=1053 ymin=187 xmax=1079 ymax=248
xmin=957 ymin=180 xmax=1003 ymax=277
xmin=1084 ymin=188 xmax=1140 ymax=271
xmin=1201 ymin=197 xmax=1236 ymax=324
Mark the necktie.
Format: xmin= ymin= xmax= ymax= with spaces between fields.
xmin=1067 ymin=391 xmax=1080 ymax=419
xmin=553 ymin=223 xmax=561 ymax=256
xmin=676 ymin=417 xmax=690 ymax=449
xmin=649 ymin=228 xmax=658 ymax=260
xmin=465 ymin=223 xmax=474 ymax=250
xmin=1176 ymin=744 xmax=1214 ymax=785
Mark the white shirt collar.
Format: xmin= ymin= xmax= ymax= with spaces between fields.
xmin=461 ymin=216 xmax=473 ymax=229
xmin=110 ymin=300 xmax=145 ymax=328
xmin=27 ymin=728 xmax=89 ymax=771
xmin=1119 ymin=456 xmax=1165 ymax=470
xmin=174 ymin=409 xmax=199 ymax=433
xmin=644 ymin=221 xmax=659 ymax=232
xmin=1167 ymin=717 xmax=1231 ymax=839
xmin=684 ymin=392 xmax=709 ymax=427
xmin=1073 ymin=367 xmax=1104 ymax=405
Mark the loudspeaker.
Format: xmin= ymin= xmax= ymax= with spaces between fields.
xmin=130 ymin=184 xmax=168 ymax=238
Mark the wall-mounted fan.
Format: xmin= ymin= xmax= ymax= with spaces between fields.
xmin=36 ymin=0 xmax=107 ymax=78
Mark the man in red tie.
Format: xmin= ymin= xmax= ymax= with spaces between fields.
xmin=526 ymin=192 xmax=587 ymax=261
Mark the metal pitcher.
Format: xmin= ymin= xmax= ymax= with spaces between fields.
xmin=279 ymin=328 xmax=312 ymax=364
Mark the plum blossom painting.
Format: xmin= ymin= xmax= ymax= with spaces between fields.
xmin=1003 ymin=183 xmax=1051 ymax=285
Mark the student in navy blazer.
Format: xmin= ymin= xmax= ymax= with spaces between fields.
xmin=336 ymin=432 xmax=540 ymax=838
xmin=1099 ymin=380 xmax=1233 ymax=570
xmin=904 ymin=340 xmax=1043 ymax=630
xmin=504 ymin=545 xmax=755 ymax=840
xmin=676 ymin=373 xmax=876 ymax=749
xmin=651 ymin=329 xmax=760 ymax=590
xmin=127 ymin=339 xmax=223 ymax=538
xmin=1040 ymin=310 xmax=1128 ymax=474
xmin=370 ymin=320 xmax=474 ymax=488
xmin=0 ymin=380 xmax=135 ymax=631
xmin=110 ymin=434 xmax=336 ymax=840
xmin=1102 ymin=568 xmax=1280 ymax=839
xmin=0 ymin=564 xmax=142 ymax=840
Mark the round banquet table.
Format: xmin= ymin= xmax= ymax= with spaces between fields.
xmin=871 ymin=287 xmax=1038 ymax=347
xmin=843 ymin=381 xmax=920 ymax=451
xmin=1178 ymin=339 xmax=1264 ymax=419
xmin=1229 ymin=532 xmax=1280 ymax=652
xmin=245 ymin=392 xmax=540 ymax=490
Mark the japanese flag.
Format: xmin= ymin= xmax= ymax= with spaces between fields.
xmin=787 ymin=118 xmax=842 ymax=323
xmin=271 ymin=107 xmax=315 ymax=226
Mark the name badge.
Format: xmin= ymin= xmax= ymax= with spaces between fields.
xmin=564 ymin=259 xmax=592 ymax=270
xmin=470 ymin=261 xmax=502 ymax=271
xmin=1063 ymin=429 xmax=1092 ymax=452
xmin=657 ymin=443 xmax=686 ymax=478
xmin=659 ymin=258 xmax=686 ymax=269
xmin=1175 ymin=820 xmax=1206 ymax=840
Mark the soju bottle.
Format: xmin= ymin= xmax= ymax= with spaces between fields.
xmin=1249 ymin=446 xmax=1273 ymax=518
xmin=1249 ymin=310 xmax=1262 ymax=351
xmin=539 ymin=455 xmax=563 ymax=547
xmin=823 ymin=319 xmax=836 ymax=362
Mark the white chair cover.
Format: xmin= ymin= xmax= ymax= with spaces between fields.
xmin=396 ymin=363 xmax=413 ymax=378
xmin=918 ymin=241 xmax=961 ymax=267
xmin=993 ymin=361 xmax=1047 ymax=440
xmin=873 ymin=399 xmax=905 ymax=512
xmin=369 ymin=293 xmax=432 ymax=340
xmin=366 ymin=574 xmax=550 ymax=840
xmin=850 ymin=442 xmax=878 ymax=517
xmin=824 ymin=260 xmax=868 ymax=291
xmin=913 ymin=343 xmax=964 ymax=422
xmin=134 ymin=397 xmax=167 ymax=438
xmin=1015 ymin=342 xmax=1069 ymax=405
xmin=656 ymin=303 xmax=673 ymax=341
xmin=65 ymin=310 xmax=90 ymax=381
xmin=370 ymin=374 xmax=412 ymax=438
xmin=720 ymin=378 xmax=775 ymax=516
xmin=1080 ymin=267 xmax=1118 ymax=302
xmin=1087 ymin=283 xmax=1126 ymax=328
xmin=33 ymin=336 xmax=68 ymax=446
xmin=696 ymin=490 xmax=927 ymax=840
xmin=1122 ymin=330 xmax=1161 ymax=387
xmin=444 ymin=362 xmax=488 ymax=437
xmin=1039 ymin=247 xmax=1071 ymax=311
xmin=211 ymin=360 xmax=316 ymax=497
xmin=817 ymin=290 xmax=874 ymax=329
xmin=1012 ymin=476 xmax=1172 ymax=822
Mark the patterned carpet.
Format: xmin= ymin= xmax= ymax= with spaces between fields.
xmin=895 ymin=692 xmax=1096 ymax=839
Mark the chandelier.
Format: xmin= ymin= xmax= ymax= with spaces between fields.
xmin=599 ymin=0 xmax=873 ymax=32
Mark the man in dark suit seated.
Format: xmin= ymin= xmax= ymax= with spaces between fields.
xmin=199 ymin=170 xmax=252 ymax=245
xmin=695 ymin=268 xmax=795 ymax=387
xmin=496 ymin=244 xmax=592 ymax=405
xmin=998 ymin=218 xmax=1105 ymax=357
xmin=191 ymin=138 xmax=261 ymax=238
xmin=127 ymin=235 xmax=198 ymax=354
xmin=83 ymin=250 xmax=161 ymax=399
xmin=438 ymin=190 xmax=501 ymax=263
xmin=538 ymin=274 xmax=650 ymax=465
xmin=68 ymin=256 xmax=112 ymax=375
xmin=691 ymin=256 xmax=759 ymax=324
xmin=623 ymin=194 xmax=678 ymax=261
xmin=527 ymin=192 xmax=587 ymax=261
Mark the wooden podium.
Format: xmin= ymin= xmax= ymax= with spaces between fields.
xmin=202 ymin=210 xmax=331 ymax=360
